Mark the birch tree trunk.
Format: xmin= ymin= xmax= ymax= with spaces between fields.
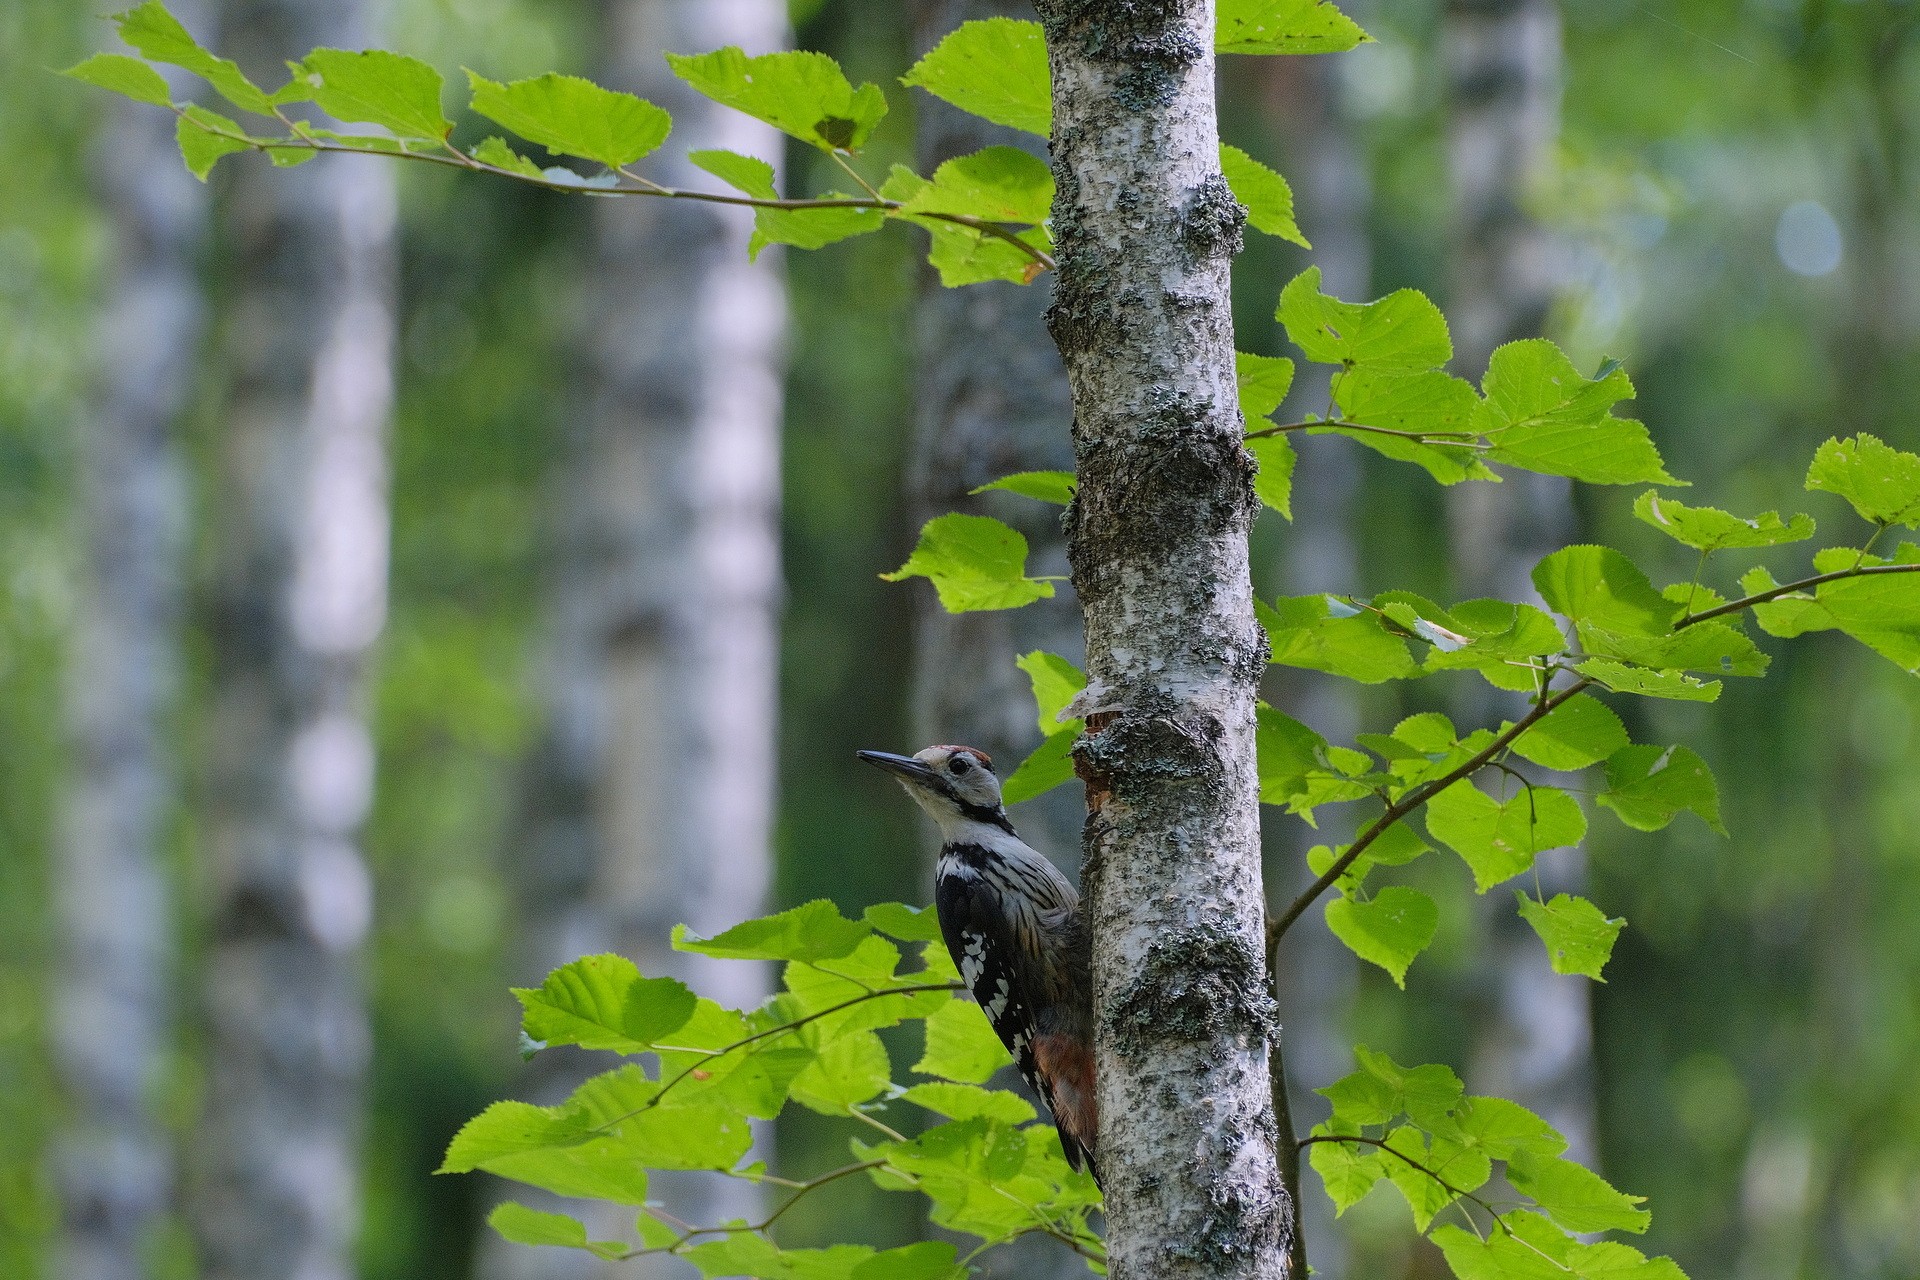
xmin=1254 ymin=51 xmax=1368 ymax=1280
xmin=191 ymin=0 xmax=396 ymax=1274
xmin=53 ymin=57 xmax=208 ymax=1280
xmin=909 ymin=0 xmax=1080 ymax=883
xmin=482 ymin=2 xmax=788 ymax=1275
xmin=1033 ymin=3 xmax=1289 ymax=1274
xmin=1443 ymin=0 xmax=1597 ymax=1165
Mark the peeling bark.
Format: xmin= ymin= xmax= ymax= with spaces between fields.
xmin=53 ymin=58 xmax=208 ymax=1280
xmin=1443 ymin=0 xmax=1598 ymax=1165
xmin=1033 ymin=2 xmax=1288 ymax=1274
xmin=191 ymin=1 xmax=396 ymax=1275
xmin=481 ymin=2 xmax=788 ymax=1276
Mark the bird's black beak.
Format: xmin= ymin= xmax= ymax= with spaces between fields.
xmin=857 ymin=750 xmax=938 ymax=787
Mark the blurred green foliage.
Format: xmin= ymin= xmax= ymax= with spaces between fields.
xmin=3 ymin=0 xmax=1917 ymax=1277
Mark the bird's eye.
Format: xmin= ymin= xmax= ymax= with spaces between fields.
xmin=950 ymin=756 xmax=972 ymax=775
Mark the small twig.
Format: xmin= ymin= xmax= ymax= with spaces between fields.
xmin=166 ymin=110 xmax=1059 ymax=272
xmin=1244 ymin=418 xmax=1485 ymax=446
xmin=616 ymin=1160 xmax=895 ymax=1260
xmin=1679 ymin=560 xmax=1920 ymax=626
xmin=1296 ymin=1133 xmax=1509 ymax=1233
xmin=588 ymin=981 xmax=963 ymax=1133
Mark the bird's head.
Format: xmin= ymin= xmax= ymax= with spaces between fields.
xmin=857 ymin=744 xmax=1009 ymax=834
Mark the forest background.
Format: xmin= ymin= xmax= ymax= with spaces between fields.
xmin=2 ymin=1 xmax=1917 ymax=1279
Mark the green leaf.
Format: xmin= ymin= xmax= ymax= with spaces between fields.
xmin=1580 ymin=619 xmax=1768 ymax=677
xmin=1278 ymin=267 xmax=1452 ymax=373
xmin=570 ymin=1065 xmax=754 ymax=1169
xmin=1516 ymin=892 xmax=1625 ymax=981
xmin=789 ymin=1029 xmax=892 ymax=1113
xmin=1477 ymin=340 xmax=1678 ymax=485
xmin=440 ymin=1100 xmax=595 ymax=1173
xmin=1220 ymin=144 xmax=1307 ymax=245
xmin=481 ymin=1142 xmax=653 ymax=1204
xmin=1248 ymin=435 xmax=1297 ymax=519
xmin=300 ymin=48 xmax=451 ymax=141
xmin=853 ymin=1242 xmax=969 ymax=1280
xmin=1806 ymin=433 xmax=1920 ymax=528
xmin=1452 ymin=1095 xmax=1566 ymax=1160
xmin=1016 ymin=650 xmax=1086 ymax=738
xmin=901 ymin=17 xmax=1050 ymax=136
xmin=466 ymin=70 xmax=670 ymax=169
xmin=1632 ymin=490 xmax=1814 ymax=551
xmin=512 ymin=954 xmax=696 ymax=1054
xmin=899 ymin=145 xmax=1052 ymax=224
xmin=1002 ymin=729 xmax=1078 ymax=804
xmin=864 ymin=902 xmax=944 ymax=943
xmin=1574 ymin=658 xmax=1721 ymax=702
xmin=682 ymin=1236 xmax=878 ymax=1280
xmin=1217 ymin=0 xmax=1371 ymax=54
xmin=62 ymin=53 xmax=174 ymax=106
xmin=972 ymin=471 xmax=1075 ymax=505
xmin=914 ymin=997 xmax=1012 ymax=1083
xmin=1532 ymin=545 xmax=1678 ymax=635
xmin=112 ymin=0 xmax=276 ymax=116
xmin=1329 ymin=369 xmax=1492 ymax=484
xmin=176 ymin=104 xmax=250 ymax=180
xmin=1508 ymin=694 xmax=1629 ymax=771
xmin=1351 ymin=1046 xmax=1465 ymax=1130
xmin=667 ymin=47 xmax=887 ymax=152
xmin=472 ymin=134 xmax=545 ymax=177
xmin=1508 ymin=1151 xmax=1651 ymax=1234
xmin=1256 ymin=703 xmax=1331 ymax=807
xmin=1325 ymin=886 xmax=1438 ymax=988
xmin=1259 ymin=593 xmax=1421 ymax=682
xmin=1596 ymin=744 xmax=1724 ymax=834
xmin=1238 ymin=350 xmax=1297 ymax=421
xmin=689 ymin=148 xmax=885 ymax=257
xmin=673 ymin=899 xmax=870 ymax=962
xmin=902 ymin=1082 xmax=1036 ymax=1124
xmin=879 ymin=166 xmax=1045 ymax=286
xmin=1307 ymin=1122 xmax=1389 ymax=1213
xmin=487 ymin=1203 xmax=626 ymax=1260
xmin=1381 ymin=1126 xmax=1464 ymax=1232
xmin=881 ymin=514 xmax=1055 ymax=612
xmin=1426 ymin=782 xmax=1586 ymax=892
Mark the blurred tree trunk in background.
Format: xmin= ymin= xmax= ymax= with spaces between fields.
xmin=191 ymin=0 xmax=397 ymax=1274
xmin=907 ymin=0 xmax=1080 ymax=878
xmin=906 ymin=2 xmax=1079 ymax=1273
xmin=53 ymin=37 xmax=209 ymax=1279
xmin=1442 ymin=0 xmax=1596 ymax=1164
xmin=482 ymin=1 xmax=789 ymax=1275
xmin=1255 ymin=52 xmax=1367 ymax=1280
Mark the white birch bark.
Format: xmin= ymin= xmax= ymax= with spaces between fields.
xmin=1033 ymin=3 xmax=1288 ymax=1274
xmin=1253 ymin=51 xmax=1369 ymax=1280
xmin=191 ymin=1 xmax=396 ymax=1275
xmin=480 ymin=2 xmax=788 ymax=1276
xmin=53 ymin=47 xmax=208 ymax=1278
xmin=1443 ymin=0 xmax=1597 ymax=1165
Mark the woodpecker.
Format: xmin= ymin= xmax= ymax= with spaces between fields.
xmin=858 ymin=744 xmax=1098 ymax=1184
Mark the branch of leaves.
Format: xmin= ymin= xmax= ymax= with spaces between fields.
xmin=1236 ymin=270 xmax=1681 ymax=519
xmin=67 ymin=5 xmax=1360 ymax=294
xmin=439 ymin=899 xmax=1100 ymax=1275
xmin=1305 ymin=1048 xmax=1687 ymax=1280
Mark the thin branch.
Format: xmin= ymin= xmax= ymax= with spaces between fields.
xmin=167 ymin=111 xmax=1059 ymax=272
xmin=1244 ymin=418 xmax=1485 ymax=446
xmin=1268 ymin=1015 xmax=1308 ymax=1279
xmin=589 ymin=981 xmax=964 ymax=1134
xmin=1267 ymin=679 xmax=1590 ymax=945
xmin=616 ymin=1160 xmax=895 ymax=1260
xmin=1268 ymin=556 xmax=1920 ymax=944
xmin=1678 ymin=560 xmax=1920 ymax=626
xmin=1296 ymin=1133 xmax=1508 ymax=1232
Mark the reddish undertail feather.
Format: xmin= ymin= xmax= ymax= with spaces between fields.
xmin=1034 ymin=1032 xmax=1100 ymax=1186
